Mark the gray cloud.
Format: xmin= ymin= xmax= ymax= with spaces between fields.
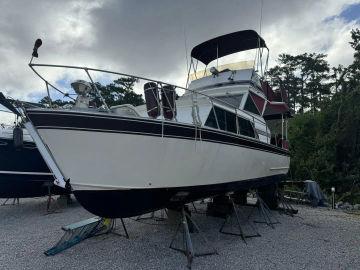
xmin=0 ymin=0 xmax=359 ymax=108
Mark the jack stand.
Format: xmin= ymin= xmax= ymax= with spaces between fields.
xmin=190 ymin=201 xmax=206 ymax=215
xmin=1 ymin=198 xmax=19 ymax=206
xmin=136 ymin=208 xmax=168 ymax=221
xmin=44 ymin=184 xmax=61 ymax=214
xmin=219 ymin=195 xmax=261 ymax=243
xmin=191 ymin=202 xmax=198 ymax=213
xmin=108 ymin=218 xmax=129 ymax=238
xmin=248 ymin=192 xmax=280 ymax=229
xmin=169 ymin=206 xmax=217 ymax=269
xmin=277 ymin=190 xmax=298 ymax=217
xmin=44 ymin=217 xmax=129 ymax=256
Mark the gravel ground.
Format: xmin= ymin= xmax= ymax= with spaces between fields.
xmin=0 ymin=197 xmax=359 ymax=270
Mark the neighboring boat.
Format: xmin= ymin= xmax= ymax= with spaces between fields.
xmin=5 ymin=30 xmax=291 ymax=217
xmin=0 ymin=123 xmax=55 ymax=198
xmin=0 ymin=98 xmax=65 ymax=199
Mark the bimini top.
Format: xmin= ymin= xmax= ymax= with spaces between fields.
xmin=191 ymin=30 xmax=267 ymax=65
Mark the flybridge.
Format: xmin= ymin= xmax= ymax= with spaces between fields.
xmin=186 ymin=30 xmax=291 ymax=123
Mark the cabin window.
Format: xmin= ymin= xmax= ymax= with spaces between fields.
xmin=238 ymin=117 xmax=256 ymax=138
xmin=214 ymin=107 xmax=226 ymax=130
xmin=204 ymin=108 xmax=218 ymax=129
xmin=249 ymin=92 xmax=265 ymax=114
xmin=216 ymin=94 xmax=243 ymax=108
xmin=244 ymin=95 xmax=260 ymax=115
xmin=205 ymin=106 xmax=237 ymax=133
xmin=225 ymin=110 xmax=237 ymax=133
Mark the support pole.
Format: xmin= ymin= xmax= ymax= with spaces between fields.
xmin=277 ymin=190 xmax=298 ymax=216
xmin=219 ymin=195 xmax=261 ymax=242
xmin=1 ymin=198 xmax=19 ymax=206
xmin=169 ymin=206 xmax=217 ymax=269
xmin=248 ymin=192 xmax=280 ymax=229
xmin=136 ymin=209 xmax=168 ymax=221
xmin=46 ymin=184 xmax=54 ymax=212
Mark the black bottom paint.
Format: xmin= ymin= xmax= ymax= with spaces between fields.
xmin=73 ymin=175 xmax=285 ymax=218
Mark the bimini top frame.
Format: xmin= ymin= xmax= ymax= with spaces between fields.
xmin=187 ymin=30 xmax=270 ymax=86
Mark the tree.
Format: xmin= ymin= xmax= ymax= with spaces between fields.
xmin=93 ymin=77 xmax=144 ymax=107
xmin=267 ymin=53 xmax=330 ymax=113
xmin=298 ymin=53 xmax=330 ymax=113
xmin=346 ymin=29 xmax=360 ymax=91
xmin=267 ymin=54 xmax=301 ymax=112
xmin=39 ymin=96 xmax=74 ymax=107
xmin=350 ymin=28 xmax=360 ymax=65
xmin=329 ymin=65 xmax=347 ymax=94
xmin=39 ymin=77 xmax=144 ymax=108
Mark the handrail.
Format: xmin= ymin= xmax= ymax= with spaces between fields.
xmin=29 ymin=63 xmax=268 ymax=127
xmin=28 ymin=62 xmax=275 ymax=141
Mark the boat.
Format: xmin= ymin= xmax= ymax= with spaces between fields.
xmin=4 ymin=30 xmax=291 ymax=217
xmin=0 ymin=97 xmax=66 ymax=199
xmin=0 ymin=123 xmax=55 ymax=198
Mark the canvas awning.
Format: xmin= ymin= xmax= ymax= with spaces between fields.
xmin=263 ymin=101 xmax=291 ymax=120
xmin=191 ymin=30 xmax=267 ymax=65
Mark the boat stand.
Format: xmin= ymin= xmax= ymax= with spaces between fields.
xmin=219 ymin=195 xmax=261 ymax=243
xmin=191 ymin=202 xmax=198 ymax=213
xmin=44 ymin=217 xmax=129 ymax=256
xmin=248 ymin=192 xmax=280 ymax=229
xmin=169 ymin=206 xmax=218 ymax=269
xmin=45 ymin=184 xmax=59 ymax=213
xmin=1 ymin=198 xmax=19 ymax=206
xmin=136 ymin=208 xmax=168 ymax=221
xmin=277 ymin=190 xmax=298 ymax=217
xmin=190 ymin=200 xmax=207 ymax=215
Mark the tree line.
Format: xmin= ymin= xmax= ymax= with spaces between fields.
xmin=267 ymin=29 xmax=360 ymax=202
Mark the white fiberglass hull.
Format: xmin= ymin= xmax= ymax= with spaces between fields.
xmin=39 ymin=129 xmax=288 ymax=190
xmin=26 ymin=109 xmax=289 ymax=217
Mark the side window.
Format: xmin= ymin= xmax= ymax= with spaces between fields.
xmin=204 ymin=108 xmax=218 ymax=129
xmin=205 ymin=106 xmax=237 ymax=134
xmin=214 ymin=107 xmax=226 ymax=130
xmin=216 ymin=94 xmax=243 ymax=108
xmin=214 ymin=107 xmax=237 ymax=133
xmin=225 ymin=111 xmax=237 ymax=133
xmin=238 ymin=117 xmax=255 ymax=138
xmin=244 ymin=95 xmax=260 ymax=115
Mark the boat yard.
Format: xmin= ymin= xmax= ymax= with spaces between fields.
xmin=0 ymin=1 xmax=359 ymax=269
xmin=1 ymin=198 xmax=359 ymax=270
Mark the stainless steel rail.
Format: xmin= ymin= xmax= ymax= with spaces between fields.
xmin=29 ymin=63 xmax=270 ymax=136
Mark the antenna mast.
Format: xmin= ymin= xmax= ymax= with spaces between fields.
xmin=259 ymin=0 xmax=263 ymax=36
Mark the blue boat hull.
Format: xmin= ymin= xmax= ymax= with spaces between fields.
xmin=0 ymin=137 xmax=64 ymax=198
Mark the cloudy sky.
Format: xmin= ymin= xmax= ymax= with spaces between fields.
xmin=1 ymin=0 xmax=360 ymax=122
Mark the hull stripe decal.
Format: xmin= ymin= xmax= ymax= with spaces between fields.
xmin=27 ymin=110 xmax=289 ymax=156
